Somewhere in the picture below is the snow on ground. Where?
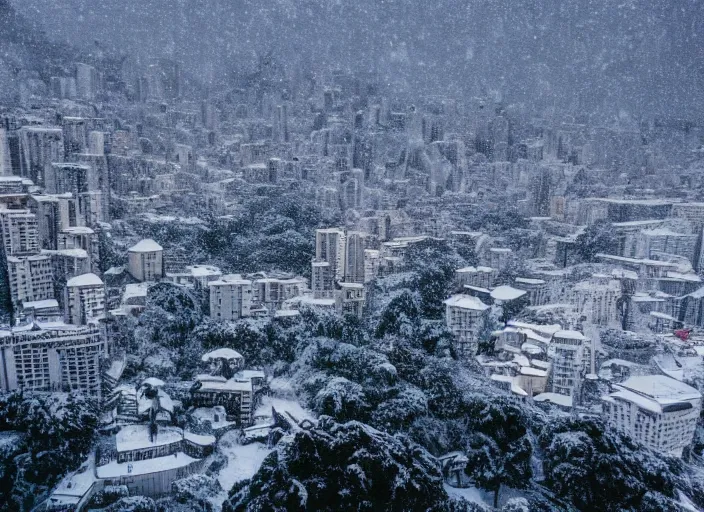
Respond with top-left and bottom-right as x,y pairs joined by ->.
678,490 -> 701,512
255,395 -> 314,424
212,431 -> 272,510
444,484 -> 489,507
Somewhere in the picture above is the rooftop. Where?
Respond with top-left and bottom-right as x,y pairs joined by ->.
96,452 -> 197,478
129,238 -> 163,253
490,285 -> 527,302
66,273 -> 103,287
115,424 -> 183,453
444,294 -> 490,311
554,330 -> 587,340
202,348 -> 243,361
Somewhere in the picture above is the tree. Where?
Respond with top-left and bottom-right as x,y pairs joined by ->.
370,384 -> 428,433
375,290 -> 422,339
223,417 -> 448,512
465,433 -> 532,508
313,377 -> 370,422
462,397 -> 533,508
192,318 -> 269,366
575,220 -> 619,262
0,392 -> 98,511
171,474 -> 222,511
539,417 -> 682,512
404,239 -> 466,319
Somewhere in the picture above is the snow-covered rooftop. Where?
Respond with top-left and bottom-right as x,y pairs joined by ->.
115,424 -> 183,453
490,285 -> 527,301
22,299 -> 59,309
183,431 -> 216,446
129,238 -> 163,253
444,294 -> 490,311
202,347 -> 243,361
209,274 -> 252,286
618,375 -> 701,403
96,452 -> 197,478
66,273 -> 103,287
534,392 -> 572,407
553,330 -> 587,340
188,265 -> 222,277
62,226 -> 94,235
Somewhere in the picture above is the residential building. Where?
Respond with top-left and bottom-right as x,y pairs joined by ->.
64,273 -> 105,325
19,126 -> 64,186
551,330 -> 591,398
0,322 -> 106,398
252,277 -> 305,312
190,348 -> 266,426
209,275 -> 252,321
128,239 -> 164,282
344,231 -> 367,284
7,254 -> 54,310
312,261 -> 333,299
0,209 -> 39,256
316,228 -> 346,280
335,282 -> 365,317
443,294 -> 490,358
603,375 -> 701,458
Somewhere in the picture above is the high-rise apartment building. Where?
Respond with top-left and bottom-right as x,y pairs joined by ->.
19,126 -> 64,186
443,294 -> 490,358
209,275 -> 252,321
603,375 -> 701,458
6,254 -> 54,310
315,228 -> 346,286
0,209 -> 40,256
0,323 -> 106,398
128,239 -> 164,282
64,273 -> 105,325
551,330 -> 591,397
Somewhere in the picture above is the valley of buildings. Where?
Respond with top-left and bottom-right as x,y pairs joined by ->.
2,56 -> 704,509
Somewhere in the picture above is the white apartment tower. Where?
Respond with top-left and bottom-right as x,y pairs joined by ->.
551,330 -> 592,397
315,228 -> 346,283
64,273 -> 105,325
312,261 -> 333,299
0,209 -> 40,256
7,254 -> 54,310
209,275 -> 252,321
443,294 -> 490,358
344,231 -> 367,284
0,323 -> 106,398
603,375 -> 701,458
335,282 -> 365,317
128,239 -> 164,282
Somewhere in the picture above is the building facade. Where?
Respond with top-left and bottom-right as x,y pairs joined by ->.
603,375 -> 701,458
209,275 -> 252,321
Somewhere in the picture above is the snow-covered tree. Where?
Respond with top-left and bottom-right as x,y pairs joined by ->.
539,417 -> 683,512
223,417 -> 448,512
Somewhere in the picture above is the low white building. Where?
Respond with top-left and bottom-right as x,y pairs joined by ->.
443,294 -> 490,358
603,375 -> 702,458
253,277 -> 305,312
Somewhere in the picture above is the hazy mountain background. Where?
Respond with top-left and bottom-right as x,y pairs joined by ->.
7,0 -> 704,119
